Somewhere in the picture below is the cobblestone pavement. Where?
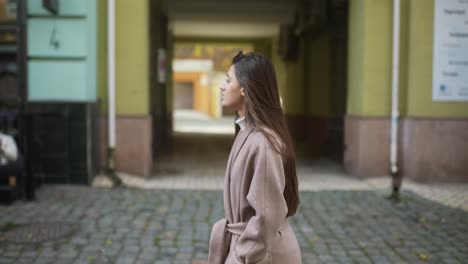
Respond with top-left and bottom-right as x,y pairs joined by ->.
3,133 -> 468,263
0,185 -> 467,264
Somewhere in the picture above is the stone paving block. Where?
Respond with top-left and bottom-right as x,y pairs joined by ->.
154,260 -> 171,264
52,257 -> 76,264
136,259 -> 157,264
171,260 -> 191,264
122,245 -> 140,254
57,248 -> 79,258
102,248 -> 120,258
0,258 -> 14,264
1,251 -> 20,258
115,256 -> 137,264
14,258 -> 38,264
32,257 -> 56,264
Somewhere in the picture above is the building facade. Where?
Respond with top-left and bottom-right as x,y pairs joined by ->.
4,0 -> 466,184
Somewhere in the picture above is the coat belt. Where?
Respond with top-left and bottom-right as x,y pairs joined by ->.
226,221 -> 247,235
208,219 -> 248,264
208,218 -> 289,264
227,219 -> 288,235
208,218 -> 232,264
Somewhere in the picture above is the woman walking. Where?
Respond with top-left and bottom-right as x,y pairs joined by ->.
208,52 -> 301,264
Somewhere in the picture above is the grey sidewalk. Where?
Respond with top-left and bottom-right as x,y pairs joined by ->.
1,185 -> 467,264
112,158 -> 468,213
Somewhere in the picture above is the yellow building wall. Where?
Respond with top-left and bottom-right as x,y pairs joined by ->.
304,33 -> 332,117
347,0 -> 367,115
97,0 -> 150,115
271,37 -> 305,115
398,0 -> 410,117
252,39 -> 272,58
115,0 -> 150,115
347,0 -> 468,118
407,0 -> 468,117
347,0 -> 393,116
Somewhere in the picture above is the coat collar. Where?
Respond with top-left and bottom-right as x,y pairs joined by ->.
224,127 -> 254,222
231,127 -> 253,166
235,116 -> 246,131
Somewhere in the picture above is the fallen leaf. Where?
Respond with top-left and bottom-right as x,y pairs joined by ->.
417,253 -> 429,261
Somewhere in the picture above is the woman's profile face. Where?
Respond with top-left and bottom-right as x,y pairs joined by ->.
220,65 -> 244,110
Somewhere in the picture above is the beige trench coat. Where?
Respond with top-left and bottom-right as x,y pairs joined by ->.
208,127 -> 302,264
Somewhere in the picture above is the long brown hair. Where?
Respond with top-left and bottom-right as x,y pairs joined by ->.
232,51 -> 299,216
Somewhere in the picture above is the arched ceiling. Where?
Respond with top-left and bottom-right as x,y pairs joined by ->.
166,0 -> 298,38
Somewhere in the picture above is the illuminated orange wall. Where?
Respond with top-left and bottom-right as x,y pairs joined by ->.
173,72 -> 211,115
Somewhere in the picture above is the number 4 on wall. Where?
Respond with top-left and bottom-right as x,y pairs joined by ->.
49,26 -> 60,49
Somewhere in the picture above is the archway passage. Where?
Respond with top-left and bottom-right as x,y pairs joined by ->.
151,0 -> 350,176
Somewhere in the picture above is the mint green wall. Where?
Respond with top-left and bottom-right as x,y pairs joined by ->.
407,0 -> 468,117
28,61 -> 88,100
27,0 -> 86,15
27,0 -> 97,102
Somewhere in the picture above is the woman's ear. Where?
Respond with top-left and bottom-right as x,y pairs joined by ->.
241,88 -> 245,97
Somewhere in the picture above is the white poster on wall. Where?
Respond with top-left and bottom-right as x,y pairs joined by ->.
433,0 -> 468,101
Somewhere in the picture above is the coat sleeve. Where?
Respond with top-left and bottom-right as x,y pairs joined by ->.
233,138 -> 288,263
